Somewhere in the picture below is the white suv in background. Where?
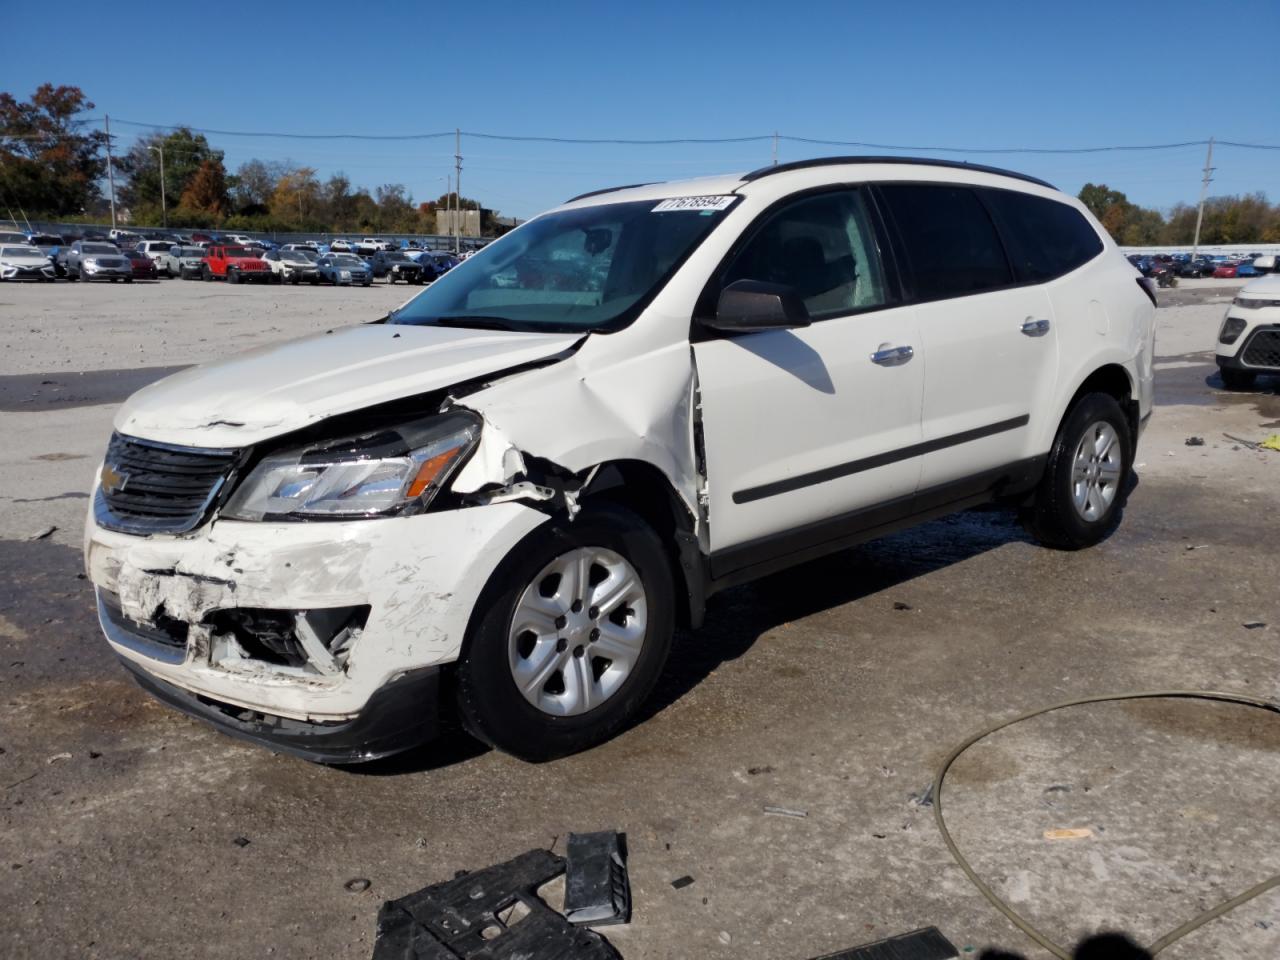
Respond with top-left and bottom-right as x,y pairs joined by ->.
85,157 -> 1155,764
1216,274 -> 1280,389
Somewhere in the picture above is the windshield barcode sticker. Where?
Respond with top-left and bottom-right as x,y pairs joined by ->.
652,196 -> 736,213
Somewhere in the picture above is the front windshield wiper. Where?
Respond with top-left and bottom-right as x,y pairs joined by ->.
433,315 -> 520,331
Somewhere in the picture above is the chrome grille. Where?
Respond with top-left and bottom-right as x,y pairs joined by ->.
1241,328 -> 1280,369
96,433 -> 240,534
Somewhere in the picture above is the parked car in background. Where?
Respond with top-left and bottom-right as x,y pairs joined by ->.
108,229 -> 142,248
0,244 -> 56,281
415,250 -> 459,279
1236,261 -> 1259,278
161,245 -> 209,280
262,248 -> 321,284
1253,255 -> 1277,274
24,233 -> 66,276
62,241 -> 132,281
137,240 -> 176,272
223,234 -> 256,247
328,239 -> 355,253
1214,262 -> 1240,279
1216,274 -> 1280,389
1177,258 -> 1215,278
0,230 -> 31,246
281,242 -> 320,255
370,250 -> 425,284
316,252 -> 372,285
125,248 -> 159,280
357,237 -> 396,255
202,245 -> 272,283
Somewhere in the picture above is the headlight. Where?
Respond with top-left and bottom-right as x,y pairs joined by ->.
221,411 -> 480,521
1219,316 -> 1248,344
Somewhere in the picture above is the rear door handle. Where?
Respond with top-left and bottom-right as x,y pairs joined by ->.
1021,318 -> 1051,337
870,345 -> 914,366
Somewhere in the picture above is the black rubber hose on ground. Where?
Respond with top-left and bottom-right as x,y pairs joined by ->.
931,691 -> 1280,958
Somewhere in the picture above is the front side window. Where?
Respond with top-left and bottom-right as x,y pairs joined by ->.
981,188 -> 1104,282
878,184 -> 1012,300
718,188 -> 889,319
391,198 -> 735,333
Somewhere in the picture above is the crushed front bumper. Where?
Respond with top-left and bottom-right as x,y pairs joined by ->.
85,501 -> 549,757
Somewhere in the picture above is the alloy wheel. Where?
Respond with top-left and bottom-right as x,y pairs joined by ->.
507,547 -> 647,717
1071,421 -> 1122,522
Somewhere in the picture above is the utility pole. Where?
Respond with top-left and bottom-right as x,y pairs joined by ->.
454,128 -> 462,254
150,143 -> 167,228
104,115 -> 118,230
772,131 -> 779,167
1190,137 -> 1214,262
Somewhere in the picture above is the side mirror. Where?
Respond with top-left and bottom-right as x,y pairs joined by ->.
704,279 -> 811,334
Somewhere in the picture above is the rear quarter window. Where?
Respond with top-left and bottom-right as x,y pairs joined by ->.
877,183 -> 1013,300
981,188 -> 1104,282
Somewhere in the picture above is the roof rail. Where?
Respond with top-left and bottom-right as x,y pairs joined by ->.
565,182 -> 656,203
741,156 -> 1056,190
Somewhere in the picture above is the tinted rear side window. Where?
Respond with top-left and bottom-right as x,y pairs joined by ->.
983,188 -> 1104,282
878,184 -> 1012,300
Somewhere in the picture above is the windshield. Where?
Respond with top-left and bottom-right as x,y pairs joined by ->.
330,255 -> 365,266
0,246 -> 38,257
385,252 -> 411,262
180,247 -> 204,257
390,198 -> 733,333
224,246 -> 254,257
280,251 -> 310,262
83,243 -> 117,254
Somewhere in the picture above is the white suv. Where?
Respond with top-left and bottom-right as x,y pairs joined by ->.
1216,274 -> 1280,389
85,158 -> 1155,763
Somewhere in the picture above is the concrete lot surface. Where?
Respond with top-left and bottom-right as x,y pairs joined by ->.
0,276 -> 1277,959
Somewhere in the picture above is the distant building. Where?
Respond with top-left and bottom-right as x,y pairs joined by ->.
435,208 -> 481,237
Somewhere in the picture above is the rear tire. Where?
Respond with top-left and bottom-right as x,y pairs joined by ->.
455,503 -> 675,761
1220,367 -> 1257,390
1022,392 -> 1132,550
227,268 -> 239,284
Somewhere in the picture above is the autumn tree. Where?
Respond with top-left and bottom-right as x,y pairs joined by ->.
120,127 -> 223,224
176,157 -> 230,220
0,84 -> 108,217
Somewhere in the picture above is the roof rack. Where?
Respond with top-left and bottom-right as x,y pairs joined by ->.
741,156 -> 1056,190
565,182 -> 656,203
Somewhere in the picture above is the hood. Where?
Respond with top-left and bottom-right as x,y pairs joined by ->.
1240,274 -> 1280,296
2,251 -> 49,264
227,256 -> 266,266
115,323 -> 582,448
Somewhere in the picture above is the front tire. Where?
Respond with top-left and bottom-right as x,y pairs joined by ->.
1022,393 -> 1132,550
455,503 -> 675,761
1220,367 -> 1257,390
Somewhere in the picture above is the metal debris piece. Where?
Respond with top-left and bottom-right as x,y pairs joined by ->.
564,831 -> 630,927
806,926 -> 958,959
372,848 -> 620,959
910,783 -> 934,808
1224,433 -> 1261,450
763,805 -> 808,819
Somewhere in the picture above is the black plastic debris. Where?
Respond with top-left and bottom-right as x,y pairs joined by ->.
564,832 -> 631,927
670,875 -> 695,890
1185,436 -> 1205,447
807,926 -> 958,960
372,848 -> 620,959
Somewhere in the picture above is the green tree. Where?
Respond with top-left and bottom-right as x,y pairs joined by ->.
120,128 -> 222,222
231,158 -> 287,213
0,84 -> 108,217
1078,183 -> 1128,221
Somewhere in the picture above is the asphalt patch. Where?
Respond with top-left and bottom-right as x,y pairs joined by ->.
0,365 -> 188,412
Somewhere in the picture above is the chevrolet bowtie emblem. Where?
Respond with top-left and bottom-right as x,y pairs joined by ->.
100,462 -> 130,496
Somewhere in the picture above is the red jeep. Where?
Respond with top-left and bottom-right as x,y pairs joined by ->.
202,245 -> 272,283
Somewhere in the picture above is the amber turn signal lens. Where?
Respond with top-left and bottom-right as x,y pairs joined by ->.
405,444 -> 466,499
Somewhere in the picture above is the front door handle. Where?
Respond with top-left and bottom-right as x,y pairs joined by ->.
870,344 -> 914,366
1021,318 -> 1051,337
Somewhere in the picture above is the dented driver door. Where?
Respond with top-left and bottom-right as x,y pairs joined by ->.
691,187 -> 924,570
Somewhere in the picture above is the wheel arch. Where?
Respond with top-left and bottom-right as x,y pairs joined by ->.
579,459 -> 707,629
1053,361 -> 1139,454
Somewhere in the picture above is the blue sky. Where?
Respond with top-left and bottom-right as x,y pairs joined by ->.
5,1 -> 1278,220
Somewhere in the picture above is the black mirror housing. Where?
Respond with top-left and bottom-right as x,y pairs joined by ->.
705,279 -> 811,334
